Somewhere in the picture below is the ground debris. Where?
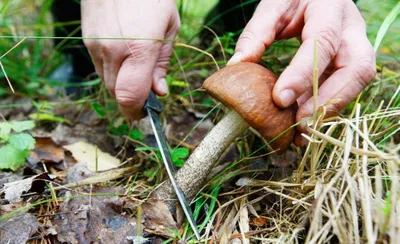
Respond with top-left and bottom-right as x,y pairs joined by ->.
3,172 -> 51,203
0,212 -> 38,244
142,199 -> 179,238
53,186 -> 137,244
166,111 -> 213,148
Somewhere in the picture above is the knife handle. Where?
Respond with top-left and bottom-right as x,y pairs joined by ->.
144,91 -> 164,114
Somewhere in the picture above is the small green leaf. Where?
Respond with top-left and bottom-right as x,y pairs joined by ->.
199,69 -> 209,78
0,144 -> 29,171
170,80 -> 188,87
168,228 -> 182,239
171,147 -> 189,167
135,146 -> 158,152
173,159 -> 184,167
0,87 -> 6,96
383,191 -> 392,216
0,122 -> 12,141
129,129 -> 143,141
172,147 -> 189,159
90,101 -> 105,118
8,133 -> 35,151
9,120 -> 35,132
110,124 -> 130,136
28,113 -> 66,123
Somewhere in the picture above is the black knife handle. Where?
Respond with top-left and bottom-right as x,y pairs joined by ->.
144,91 -> 163,114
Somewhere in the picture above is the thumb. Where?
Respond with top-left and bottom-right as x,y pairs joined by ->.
228,1 -> 292,65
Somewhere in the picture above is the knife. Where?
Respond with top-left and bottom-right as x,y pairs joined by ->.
144,91 -> 201,240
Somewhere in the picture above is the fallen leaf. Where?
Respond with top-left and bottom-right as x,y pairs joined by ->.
3,173 -> 51,203
142,199 -> 178,238
0,202 -> 25,215
28,137 -> 64,164
0,172 -> 23,187
64,141 -> 121,172
0,213 -> 38,244
53,187 -> 137,244
251,216 -> 267,227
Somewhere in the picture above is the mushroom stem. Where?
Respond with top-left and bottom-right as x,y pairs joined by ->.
152,109 -> 249,205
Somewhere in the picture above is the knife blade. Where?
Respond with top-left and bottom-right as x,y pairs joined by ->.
144,91 -> 201,240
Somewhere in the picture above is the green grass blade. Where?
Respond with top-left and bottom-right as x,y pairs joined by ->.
373,1 -> 400,53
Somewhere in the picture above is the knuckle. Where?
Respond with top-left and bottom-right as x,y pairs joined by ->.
239,29 -> 273,48
122,40 -> 158,62
294,64 -> 314,90
328,99 -> 345,113
353,57 -> 376,87
316,27 -> 340,59
115,88 -> 141,108
83,39 -> 99,50
99,42 -> 116,57
238,29 -> 257,43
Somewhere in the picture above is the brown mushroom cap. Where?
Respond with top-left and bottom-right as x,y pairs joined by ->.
203,62 -> 296,151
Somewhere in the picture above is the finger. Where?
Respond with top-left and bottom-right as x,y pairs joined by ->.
295,1 -> 376,127
116,40 -> 162,120
296,63 -> 335,106
294,131 -> 308,147
296,38 -> 375,129
152,41 -> 174,96
273,0 -> 344,108
228,0 -> 297,64
100,41 -> 126,97
152,14 -> 180,96
84,41 -> 105,81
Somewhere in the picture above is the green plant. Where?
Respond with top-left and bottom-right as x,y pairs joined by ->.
29,101 -> 67,123
135,146 -> 190,167
0,120 -> 35,170
110,123 -> 144,141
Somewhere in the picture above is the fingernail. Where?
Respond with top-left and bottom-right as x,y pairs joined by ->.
279,89 -> 296,107
227,52 -> 242,65
157,78 -> 169,95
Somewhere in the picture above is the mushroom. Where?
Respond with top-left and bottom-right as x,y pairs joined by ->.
152,62 -> 297,207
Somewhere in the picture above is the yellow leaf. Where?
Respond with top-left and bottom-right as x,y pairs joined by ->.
64,142 -> 120,172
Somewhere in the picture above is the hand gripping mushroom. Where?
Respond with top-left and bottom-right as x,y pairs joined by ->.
152,62 -> 297,206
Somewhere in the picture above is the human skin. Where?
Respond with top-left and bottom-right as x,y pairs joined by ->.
81,0 -> 180,120
82,0 -> 375,146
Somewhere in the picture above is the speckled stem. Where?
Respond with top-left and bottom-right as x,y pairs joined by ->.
152,109 -> 249,206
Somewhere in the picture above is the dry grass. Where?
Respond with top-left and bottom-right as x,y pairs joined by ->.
195,91 -> 399,243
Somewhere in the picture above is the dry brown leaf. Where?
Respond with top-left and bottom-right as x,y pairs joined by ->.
142,199 -> 178,238
28,137 -> 64,164
0,213 -> 38,244
64,141 -> 121,172
251,216 -> 267,227
53,187 -> 137,244
3,173 -> 51,203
